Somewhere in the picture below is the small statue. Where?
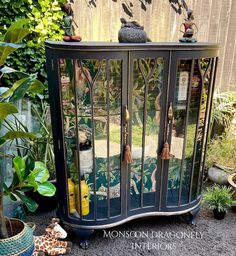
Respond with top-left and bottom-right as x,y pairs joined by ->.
62,3 -> 82,42
118,18 -> 150,43
179,9 -> 198,43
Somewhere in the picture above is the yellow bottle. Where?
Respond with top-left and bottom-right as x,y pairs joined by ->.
68,178 -> 76,214
77,180 -> 90,216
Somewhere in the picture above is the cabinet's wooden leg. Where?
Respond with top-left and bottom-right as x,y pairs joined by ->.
73,229 -> 94,249
188,204 -> 201,225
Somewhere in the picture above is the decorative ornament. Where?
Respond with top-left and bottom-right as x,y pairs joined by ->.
161,141 -> 170,160
62,3 -> 82,42
179,9 -> 198,43
118,18 -> 150,43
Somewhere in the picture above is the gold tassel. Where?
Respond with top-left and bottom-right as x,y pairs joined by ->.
123,145 -> 133,164
161,141 -> 170,160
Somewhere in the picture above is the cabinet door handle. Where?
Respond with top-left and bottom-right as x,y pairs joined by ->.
125,106 -> 130,122
168,102 -> 173,121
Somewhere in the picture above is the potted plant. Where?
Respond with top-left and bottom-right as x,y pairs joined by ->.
206,132 -> 236,185
0,20 -> 51,255
4,156 -> 56,213
202,185 -> 235,220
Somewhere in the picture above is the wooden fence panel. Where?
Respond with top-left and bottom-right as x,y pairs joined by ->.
72,0 -> 236,91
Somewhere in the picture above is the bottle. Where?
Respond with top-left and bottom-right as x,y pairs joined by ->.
77,176 -> 90,216
67,178 -> 76,214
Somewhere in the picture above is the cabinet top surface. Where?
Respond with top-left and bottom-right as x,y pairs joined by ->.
45,41 -> 219,51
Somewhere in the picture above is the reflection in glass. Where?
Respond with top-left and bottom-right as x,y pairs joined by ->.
191,58 -> 211,200
181,60 -> 201,204
167,59 -> 192,206
130,58 -> 164,209
59,59 -> 122,220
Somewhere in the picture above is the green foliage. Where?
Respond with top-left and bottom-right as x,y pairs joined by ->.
3,156 -> 56,212
0,21 -> 44,148
206,132 -> 236,170
0,0 -> 65,86
210,90 -> 236,137
202,185 -> 235,212
0,19 -> 45,239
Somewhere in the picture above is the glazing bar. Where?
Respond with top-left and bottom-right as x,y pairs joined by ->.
188,59 -> 205,203
178,59 -> 195,207
106,59 -> 111,218
198,57 -> 218,196
73,59 -> 82,220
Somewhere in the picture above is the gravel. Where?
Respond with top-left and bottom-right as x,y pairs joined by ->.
27,207 -> 236,256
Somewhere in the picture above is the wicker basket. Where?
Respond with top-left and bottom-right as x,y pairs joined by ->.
0,218 -> 35,256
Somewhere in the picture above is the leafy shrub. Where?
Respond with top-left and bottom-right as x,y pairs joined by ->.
210,90 -> 236,138
202,185 -> 234,212
206,132 -> 236,170
0,0 -> 65,87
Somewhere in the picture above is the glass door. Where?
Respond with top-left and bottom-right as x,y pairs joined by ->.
165,55 -> 215,209
57,53 -> 127,222
127,52 -> 169,213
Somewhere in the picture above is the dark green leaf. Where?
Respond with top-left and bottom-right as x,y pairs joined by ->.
37,181 -> 56,197
3,183 -> 10,195
9,192 -> 18,201
0,42 -> 24,66
9,75 -> 37,102
0,137 -> 6,146
25,155 -> 35,173
16,192 -> 38,212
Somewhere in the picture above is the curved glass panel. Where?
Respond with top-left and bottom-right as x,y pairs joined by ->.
130,57 -> 164,209
59,59 -> 122,220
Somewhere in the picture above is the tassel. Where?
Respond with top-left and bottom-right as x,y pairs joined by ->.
123,145 -> 133,164
161,141 -> 170,160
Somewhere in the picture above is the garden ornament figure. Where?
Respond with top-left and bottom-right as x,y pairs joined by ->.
33,218 -> 72,256
118,18 -> 150,43
179,9 -> 198,43
62,3 -> 82,42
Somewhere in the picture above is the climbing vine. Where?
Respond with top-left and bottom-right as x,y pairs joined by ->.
0,0 -> 65,87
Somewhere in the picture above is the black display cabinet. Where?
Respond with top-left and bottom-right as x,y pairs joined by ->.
45,42 -> 219,247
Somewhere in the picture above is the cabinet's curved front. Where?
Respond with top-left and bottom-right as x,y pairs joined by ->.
45,42 -> 219,230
